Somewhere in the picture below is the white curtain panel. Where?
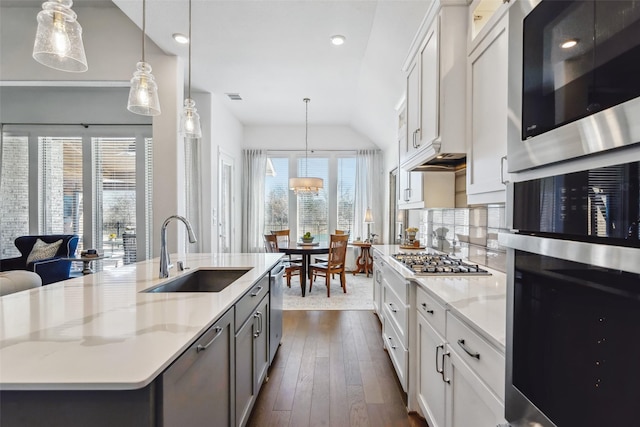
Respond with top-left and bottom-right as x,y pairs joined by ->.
354,149 -> 383,243
241,149 -> 267,252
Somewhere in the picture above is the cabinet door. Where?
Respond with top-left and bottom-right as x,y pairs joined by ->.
161,308 -> 235,427
417,312 -> 446,427
406,58 -> 421,160
444,346 -> 505,427
466,14 -> 508,203
254,297 -> 270,390
420,20 -> 439,148
235,309 -> 258,427
236,295 -> 270,427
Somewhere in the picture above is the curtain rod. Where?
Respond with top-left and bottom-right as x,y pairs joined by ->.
2,123 -> 151,127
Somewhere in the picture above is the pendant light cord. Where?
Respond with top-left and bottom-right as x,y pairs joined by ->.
188,0 -> 192,99
304,98 -> 310,177
141,0 -> 146,62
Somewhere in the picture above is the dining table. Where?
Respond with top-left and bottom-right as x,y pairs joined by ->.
279,243 -> 330,297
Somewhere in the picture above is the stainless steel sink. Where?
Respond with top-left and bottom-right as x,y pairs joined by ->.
142,268 -> 252,293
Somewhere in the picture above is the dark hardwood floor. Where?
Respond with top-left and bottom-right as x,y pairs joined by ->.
247,310 -> 428,427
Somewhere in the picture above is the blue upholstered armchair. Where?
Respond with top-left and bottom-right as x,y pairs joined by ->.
0,235 -> 79,285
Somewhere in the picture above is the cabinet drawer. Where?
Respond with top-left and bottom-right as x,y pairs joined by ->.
383,284 -> 407,346
416,285 -> 446,337
382,261 -> 408,303
446,312 -> 505,401
235,274 -> 269,331
383,315 -> 408,392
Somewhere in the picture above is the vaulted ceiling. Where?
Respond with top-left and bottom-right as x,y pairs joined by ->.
112,0 -> 431,150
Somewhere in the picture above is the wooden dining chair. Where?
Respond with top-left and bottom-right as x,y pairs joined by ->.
314,229 -> 346,264
309,234 -> 349,297
264,234 -> 301,288
271,229 -> 303,263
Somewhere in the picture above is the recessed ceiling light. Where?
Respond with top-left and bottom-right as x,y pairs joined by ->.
173,33 -> 189,44
561,38 -> 578,49
330,35 -> 346,46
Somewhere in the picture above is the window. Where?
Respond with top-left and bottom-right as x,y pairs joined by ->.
0,126 -> 152,270
0,136 -> 29,257
337,157 -> 356,234
297,157 -> 329,242
264,157 -> 289,231
263,153 -> 356,243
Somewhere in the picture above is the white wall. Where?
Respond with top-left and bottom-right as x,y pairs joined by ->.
244,124 -> 378,151
0,5 -> 164,83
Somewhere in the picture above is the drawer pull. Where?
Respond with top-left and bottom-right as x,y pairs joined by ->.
196,326 -> 223,352
457,339 -> 480,359
421,303 -> 434,315
387,336 -> 397,350
389,302 -> 398,313
250,286 -> 263,297
253,311 -> 262,338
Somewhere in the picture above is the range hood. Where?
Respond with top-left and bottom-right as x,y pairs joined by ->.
402,139 -> 466,172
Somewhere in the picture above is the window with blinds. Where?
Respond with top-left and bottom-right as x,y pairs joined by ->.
297,157 -> 329,242
39,136 -> 84,251
337,157 -> 356,235
0,136 -> 30,257
265,157 -> 290,231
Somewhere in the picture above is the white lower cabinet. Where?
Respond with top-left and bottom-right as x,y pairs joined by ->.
444,344 -> 505,427
417,311 -> 446,427
381,260 -> 409,392
372,249 -> 384,323
414,285 -> 506,427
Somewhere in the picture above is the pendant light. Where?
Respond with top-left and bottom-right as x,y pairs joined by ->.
127,0 -> 161,116
32,0 -> 88,72
289,98 -> 324,195
179,0 -> 202,138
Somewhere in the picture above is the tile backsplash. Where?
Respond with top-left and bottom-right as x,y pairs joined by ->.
418,205 -> 507,272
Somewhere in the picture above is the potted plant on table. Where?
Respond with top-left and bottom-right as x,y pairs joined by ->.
406,227 -> 419,243
301,232 -> 314,244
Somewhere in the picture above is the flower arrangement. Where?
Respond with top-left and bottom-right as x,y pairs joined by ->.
109,233 -> 117,240
406,227 -> 419,233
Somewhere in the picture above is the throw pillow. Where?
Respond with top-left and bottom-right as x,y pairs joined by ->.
26,238 -> 63,264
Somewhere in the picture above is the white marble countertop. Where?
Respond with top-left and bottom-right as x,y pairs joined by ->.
373,245 -> 506,351
0,253 -> 283,391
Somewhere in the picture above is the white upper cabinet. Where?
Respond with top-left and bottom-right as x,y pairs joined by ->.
466,9 -> 510,205
400,1 -> 467,172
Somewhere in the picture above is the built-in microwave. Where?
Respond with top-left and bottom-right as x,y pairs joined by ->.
507,0 -> 640,172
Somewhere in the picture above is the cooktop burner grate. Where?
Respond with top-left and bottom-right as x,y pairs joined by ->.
391,253 -> 491,276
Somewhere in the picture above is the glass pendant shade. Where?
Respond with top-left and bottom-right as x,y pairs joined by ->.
180,98 -> 202,138
289,177 -> 324,195
127,61 -> 161,116
32,0 -> 87,72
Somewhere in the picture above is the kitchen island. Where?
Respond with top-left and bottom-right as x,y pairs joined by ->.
0,252 -> 283,427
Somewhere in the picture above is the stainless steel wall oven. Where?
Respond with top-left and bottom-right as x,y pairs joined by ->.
508,0 -> 640,172
500,159 -> 640,427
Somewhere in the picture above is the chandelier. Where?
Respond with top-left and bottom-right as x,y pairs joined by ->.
289,98 -> 323,195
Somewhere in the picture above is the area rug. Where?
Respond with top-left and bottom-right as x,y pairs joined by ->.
282,272 -> 374,310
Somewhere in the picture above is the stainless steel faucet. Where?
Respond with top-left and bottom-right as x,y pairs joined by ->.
159,215 -> 197,278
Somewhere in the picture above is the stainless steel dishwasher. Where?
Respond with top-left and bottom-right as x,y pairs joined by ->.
269,261 -> 284,364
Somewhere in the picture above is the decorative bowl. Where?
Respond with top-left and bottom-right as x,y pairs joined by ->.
301,237 -> 314,244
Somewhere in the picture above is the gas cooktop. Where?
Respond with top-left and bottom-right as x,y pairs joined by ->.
391,253 -> 491,276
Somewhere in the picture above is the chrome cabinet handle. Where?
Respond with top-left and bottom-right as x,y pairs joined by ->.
196,326 -> 223,352
500,155 -> 509,185
404,188 -> 410,202
421,302 -> 434,315
388,302 -> 398,313
253,311 -> 262,338
387,336 -> 397,350
457,339 -> 480,359
250,286 -> 263,297
442,351 -> 451,384
435,344 -> 444,374
415,128 -> 421,148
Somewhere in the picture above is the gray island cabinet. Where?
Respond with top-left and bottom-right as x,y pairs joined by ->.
0,253 -> 283,427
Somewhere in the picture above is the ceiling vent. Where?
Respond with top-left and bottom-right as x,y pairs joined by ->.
226,93 -> 242,101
